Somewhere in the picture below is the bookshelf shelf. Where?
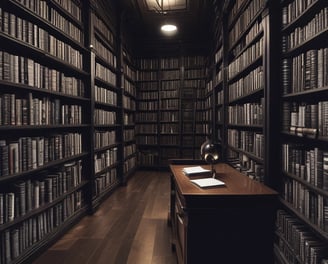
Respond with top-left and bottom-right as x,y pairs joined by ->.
0,180 -> 88,232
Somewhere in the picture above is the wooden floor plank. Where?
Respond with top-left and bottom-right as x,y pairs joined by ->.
33,170 -> 177,264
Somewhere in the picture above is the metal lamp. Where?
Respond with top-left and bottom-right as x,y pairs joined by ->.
200,139 -> 220,178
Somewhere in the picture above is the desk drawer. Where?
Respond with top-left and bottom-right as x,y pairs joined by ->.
175,194 -> 187,263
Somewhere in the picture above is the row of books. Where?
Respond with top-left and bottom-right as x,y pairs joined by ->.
135,112 -> 157,122
160,135 -> 179,145
182,56 -> 205,67
137,56 -> 205,70
160,124 -> 179,134
0,160 -> 82,224
228,66 -> 263,102
206,80 -> 213,95
50,7 -> 83,43
283,101 -> 328,137
217,90 -> 224,105
16,0 -> 49,21
123,155 -> 136,174
138,82 -> 158,91
160,90 -> 179,98
228,101 -> 264,125
124,144 -> 136,157
0,93 -> 82,126
227,0 -> 247,26
138,101 -> 158,111
216,108 -> 223,122
137,58 -> 159,70
0,51 -> 85,96
282,0 -> 318,26
138,151 -> 157,166
161,80 -> 180,90
160,99 -> 179,109
160,70 -> 180,80
215,46 -> 223,64
228,0 -> 265,47
137,71 -> 157,81
135,124 -> 157,133
136,136 -> 157,145
94,168 -> 117,197
123,95 -> 136,110
138,91 -> 158,100
282,144 -> 328,190
94,147 -> 117,173
184,79 -> 205,91
124,129 -> 134,142
230,18 -> 263,57
95,62 -> 116,87
184,69 -> 205,79
53,0 -> 82,21
228,40 -> 263,78
0,191 -> 83,264
228,129 -> 264,159
282,48 -> 328,94
283,177 -> 328,232
159,58 -> 179,69
283,7 -> 328,51
214,69 -> 223,87
123,63 -> 136,81
95,85 -> 117,105
123,113 -> 134,126
123,78 -> 136,97
160,111 -> 179,122
94,109 -> 116,125
91,12 -> 114,47
0,134 -> 82,177
2,7 -> 83,67
227,149 -> 264,182
275,209 -> 328,264
94,130 -> 116,149
94,37 -> 117,69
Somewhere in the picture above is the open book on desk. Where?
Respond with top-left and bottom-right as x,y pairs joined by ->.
182,166 -> 211,176
190,178 -> 225,188
182,166 -> 225,188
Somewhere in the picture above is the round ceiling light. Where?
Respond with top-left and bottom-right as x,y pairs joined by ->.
161,24 -> 177,36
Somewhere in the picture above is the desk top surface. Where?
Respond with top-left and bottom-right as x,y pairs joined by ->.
170,163 -> 277,197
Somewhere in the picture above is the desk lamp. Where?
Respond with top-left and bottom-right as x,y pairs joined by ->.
200,139 -> 220,178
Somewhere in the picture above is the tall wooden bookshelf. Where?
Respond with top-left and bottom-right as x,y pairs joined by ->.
122,47 -> 137,181
89,1 -> 121,209
136,55 -> 207,168
209,1 -> 225,157
0,0 -> 89,262
181,56 -> 207,159
275,0 -> 328,262
136,57 -> 160,168
222,0 -> 279,187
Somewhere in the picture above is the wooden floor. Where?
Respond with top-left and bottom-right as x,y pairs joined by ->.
33,170 -> 177,264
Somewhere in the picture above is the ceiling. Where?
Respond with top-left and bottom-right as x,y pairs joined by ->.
118,0 -> 218,56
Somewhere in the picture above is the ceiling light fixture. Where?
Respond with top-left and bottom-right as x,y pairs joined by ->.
161,24 -> 177,36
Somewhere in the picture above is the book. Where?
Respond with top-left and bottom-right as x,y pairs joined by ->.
190,178 -> 225,188
182,166 -> 211,176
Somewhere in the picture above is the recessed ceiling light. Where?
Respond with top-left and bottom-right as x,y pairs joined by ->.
161,24 -> 177,36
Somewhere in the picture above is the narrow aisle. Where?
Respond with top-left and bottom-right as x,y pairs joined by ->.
33,171 -> 177,264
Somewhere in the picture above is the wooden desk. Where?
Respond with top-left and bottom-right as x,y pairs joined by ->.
169,162 -> 278,264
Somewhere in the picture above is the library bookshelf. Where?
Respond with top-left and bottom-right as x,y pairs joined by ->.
0,0 -> 90,263
275,0 -> 328,262
136,56 -> 208,169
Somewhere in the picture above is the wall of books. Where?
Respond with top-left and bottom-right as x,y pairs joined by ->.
136,56 -> 207,168
224,0 -> 266,182
89,1 -> 121,209
0,0 -> 89,263
122,48 -> 137,180
275,0 -> 328,262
